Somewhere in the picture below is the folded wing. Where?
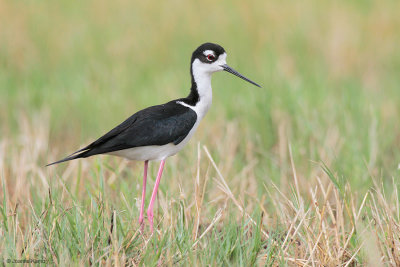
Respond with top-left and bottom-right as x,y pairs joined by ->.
47,101 -> 197,166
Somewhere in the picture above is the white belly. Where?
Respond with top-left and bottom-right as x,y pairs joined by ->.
108,121 -> 200,161
108,143 -> 180,161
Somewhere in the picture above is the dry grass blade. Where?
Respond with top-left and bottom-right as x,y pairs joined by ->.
203,145 -> 269,239
282,208 -> 311,256
192,208 -> 224,248
343,241 -> 365,267
280,209 -> 302,251
289,143 -> 302,209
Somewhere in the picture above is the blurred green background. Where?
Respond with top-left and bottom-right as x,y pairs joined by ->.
1,0 -> 400,188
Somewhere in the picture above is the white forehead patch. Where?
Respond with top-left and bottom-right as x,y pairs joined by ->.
203,50 -> 215,56
219,52 -> 227,61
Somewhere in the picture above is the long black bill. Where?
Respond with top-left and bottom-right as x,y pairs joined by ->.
221,64 -> 261,88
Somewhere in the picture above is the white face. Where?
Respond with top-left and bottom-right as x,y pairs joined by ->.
191,44 -> 262,88
193,51 -> 227,74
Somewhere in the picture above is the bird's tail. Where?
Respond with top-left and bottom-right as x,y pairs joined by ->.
46,149 -> 89,167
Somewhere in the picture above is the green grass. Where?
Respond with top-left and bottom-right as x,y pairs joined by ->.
1,0 -> 400,265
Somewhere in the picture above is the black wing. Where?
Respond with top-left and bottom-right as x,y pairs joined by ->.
47,101 -> 197,166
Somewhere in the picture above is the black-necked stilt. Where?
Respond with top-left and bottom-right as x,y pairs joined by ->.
47,43 -> 261,232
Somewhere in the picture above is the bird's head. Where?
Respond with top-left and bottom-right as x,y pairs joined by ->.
191,43 -> 261,87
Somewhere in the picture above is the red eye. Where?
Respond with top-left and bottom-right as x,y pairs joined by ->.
207,54 -> 215,61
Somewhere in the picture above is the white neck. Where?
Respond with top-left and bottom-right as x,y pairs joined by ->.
186,59 -> 213,119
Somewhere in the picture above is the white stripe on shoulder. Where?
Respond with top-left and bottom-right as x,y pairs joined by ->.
176,101 -> 194,109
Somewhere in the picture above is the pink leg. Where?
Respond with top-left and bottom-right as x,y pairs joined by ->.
139,160 -> 149,230
147,160 -> 166,233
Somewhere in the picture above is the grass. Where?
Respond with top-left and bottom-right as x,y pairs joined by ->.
1,0 -> 400,265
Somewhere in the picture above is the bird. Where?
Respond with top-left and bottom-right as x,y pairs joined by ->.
47,42 -> 261,232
